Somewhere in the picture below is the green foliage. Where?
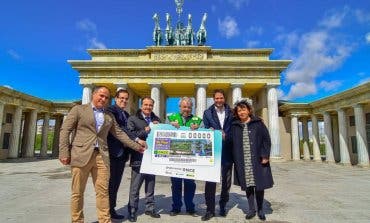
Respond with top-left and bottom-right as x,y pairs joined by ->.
34,132 -> 54,151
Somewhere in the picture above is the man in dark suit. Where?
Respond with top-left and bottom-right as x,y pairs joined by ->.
59,86 -> 146,223
126,97 -> 161,222
201,89 -> 234,221
107,88 -> 144,220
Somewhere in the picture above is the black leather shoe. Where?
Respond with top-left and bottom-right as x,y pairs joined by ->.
258,210 -> 266,221
128,212 -> 137,222
169,210 -> 180,216
245,211 -> 256,219
219,206 -> 227,217
145,210 -> 161,218
201,212 -> 215,221
110,209 -> 125,220
186,210 -> 198,217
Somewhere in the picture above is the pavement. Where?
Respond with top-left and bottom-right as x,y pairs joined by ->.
0,158 -> 369,223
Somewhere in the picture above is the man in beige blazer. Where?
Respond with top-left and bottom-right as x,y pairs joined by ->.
59,86 -> 146,223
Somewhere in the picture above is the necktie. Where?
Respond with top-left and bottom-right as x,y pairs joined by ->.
145,116 -> 151,124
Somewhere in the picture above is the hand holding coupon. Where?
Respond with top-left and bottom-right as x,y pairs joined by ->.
140,123 -> 223,182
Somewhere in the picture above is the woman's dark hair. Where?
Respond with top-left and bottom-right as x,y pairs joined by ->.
233,100 -> 253,119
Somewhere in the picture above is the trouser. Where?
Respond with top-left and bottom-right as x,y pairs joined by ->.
204,163 -> 233,213
246,186 -> 264,213
108,155 -> 126,211
71,151 -> 111,223
128,167 -> 156,213
170,177 -> 196,212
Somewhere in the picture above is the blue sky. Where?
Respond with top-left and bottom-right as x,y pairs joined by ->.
1,0 -> 369,106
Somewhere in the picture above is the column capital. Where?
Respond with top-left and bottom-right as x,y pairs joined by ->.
230,83 -> 244,88
195,83 -> 208,88
265,84 -> 280,89
115,83 -> 128,90
82,83 -> 94,88
148,83 -> 162,88
353,103 -> 364,109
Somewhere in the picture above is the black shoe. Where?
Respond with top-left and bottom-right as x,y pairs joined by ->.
186,210 -> 198,217
169,210 -> 180,216
258,210 -> 266,221
110,209 -> 125,220
201,212 -> 215,221
219,205 -> 227,217
145,210 -> 161,218
128,212 -> 137,222
245,211 -> 256,219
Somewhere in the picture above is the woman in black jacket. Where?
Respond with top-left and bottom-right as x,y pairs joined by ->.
230,100 -> 273,221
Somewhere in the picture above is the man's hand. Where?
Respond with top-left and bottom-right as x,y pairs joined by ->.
137,139 -> 147,148
144,126 -> 151,133
261,157 -> 269,164
170,121 -> 180,128
221,130 -> 226,140
190,123 -> 199,130
152,121 -> 159,124
59,157 -> 70,165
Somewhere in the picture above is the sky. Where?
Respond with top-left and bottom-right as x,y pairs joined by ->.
1,0 -> 370,108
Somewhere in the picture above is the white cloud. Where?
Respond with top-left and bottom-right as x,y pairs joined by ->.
319,7 -> 348,29
89,38 -> 106,49
7,49 -> 21,60
354,9 -> 370,23
279,30 -> 352,99
228,0 -> 250,10
218,16 -> 240,39
319,80 -> 342,91
276,88 -> 286,100
76,19 -> 97,33
248,26 -> 263,35
3,85 -> 13,89
246,40 -> 259,48
76,19 -> 107,49
284,82 -> 317,100
366,32 -> 370,44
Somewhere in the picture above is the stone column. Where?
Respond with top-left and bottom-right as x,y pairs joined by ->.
82,84 -> 93,104
231,83 -> 243,104
52,115 -> 63,158
267,85 -> 281,158
337,108 -> 351,165
8,106 -> 23,158
0,102 -> 4,148
353,104 -> 369,166
23,109 -> 38,158
323,112 -> 335,162
291,115 -> 300,160
40,113 -> 50,157
311,114 -> 321,161
331,115 -> 340,162
149,83 -> 161,116
196,84 -> 207,118
302,117 -> 311,160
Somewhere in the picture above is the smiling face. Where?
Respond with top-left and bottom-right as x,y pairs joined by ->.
141,98 -> 154,117
92,87 -> 110,109
115,91 -> 129,110
180,100 -> 192,117
213,92 -> 225,109
236,106 -> 251,122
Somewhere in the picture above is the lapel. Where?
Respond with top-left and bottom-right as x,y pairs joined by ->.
211,106 -> 222,129
83,104 -> 97,133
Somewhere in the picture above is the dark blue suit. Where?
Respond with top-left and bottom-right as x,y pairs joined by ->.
203,104 -> 233,213
107,104 -> 135,211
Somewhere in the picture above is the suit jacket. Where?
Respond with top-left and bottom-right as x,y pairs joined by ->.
107,104 -> 136,159
59,104 -> 142,168
203,104 -> 233,164
127,109 -> 161,167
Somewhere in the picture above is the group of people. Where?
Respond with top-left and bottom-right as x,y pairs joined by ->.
59,86 -> 274,223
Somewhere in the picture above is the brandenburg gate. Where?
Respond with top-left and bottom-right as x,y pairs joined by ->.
69,46 -> 290,158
